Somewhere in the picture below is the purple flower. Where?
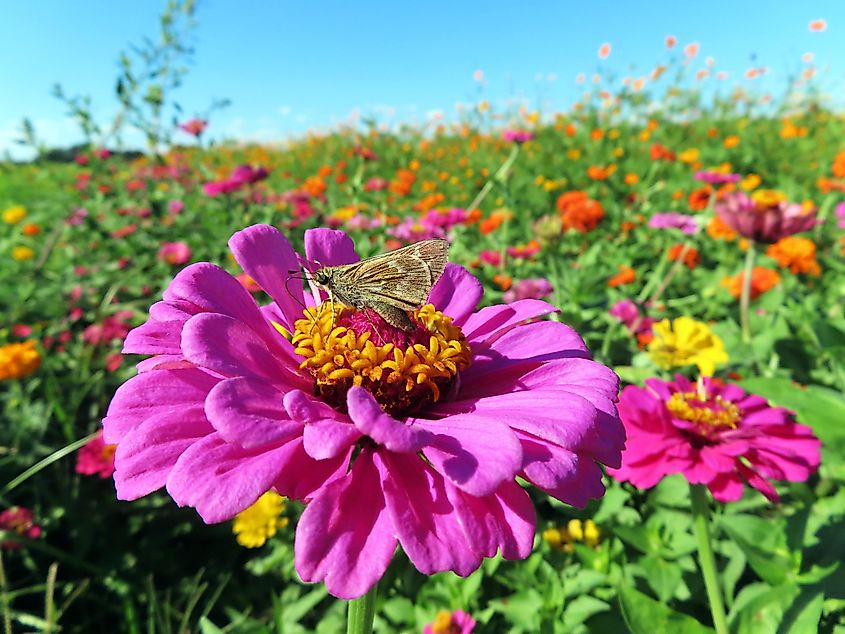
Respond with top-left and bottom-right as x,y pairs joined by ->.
694,171 -> 741,184
203,165 -> 270,197
648,212 -> 699,235
104,225 -> 624,599
835,202 -> 845,229
608,299 -> 654,335
502,129 -> 535,144
716,192 -> 817,243
503,278 -> 553,304
389,208 -> 469,242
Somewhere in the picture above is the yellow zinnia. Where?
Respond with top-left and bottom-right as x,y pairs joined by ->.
3,205 -> 26,224
647,317 -> 728,376
12,246 -> 35,261
232,491 -> 288,548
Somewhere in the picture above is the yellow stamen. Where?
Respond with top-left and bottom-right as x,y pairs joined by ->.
292,303 -> 471,416
666,391 -> 740,429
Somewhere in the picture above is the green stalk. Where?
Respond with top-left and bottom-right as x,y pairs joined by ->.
346,582 -> 378,634
689,484 -> 729,634
739,241 -> 756,344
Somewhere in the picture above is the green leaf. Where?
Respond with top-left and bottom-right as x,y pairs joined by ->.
729,582 -> 804,634
617,583 -> 714,634
198,616 -> 225,634
562,595 -> 610,628
639,555 -> 683,603
719,514 -> 796,585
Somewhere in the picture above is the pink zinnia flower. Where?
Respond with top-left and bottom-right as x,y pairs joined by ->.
178,118 -> 208,137
503,278 -> 553,304
423,609 -> 476,634
715,192 -> 817,243
648,212 -> 699,235
104,224 -> 624,599
83,311 -> 134,346
502,129 -> 534,144
203,165 -> 270,197
76,431 -> 117,478
694,171 -> 741,185
609,375 -> 820,502
0,506 -> 42,549
608,299 -> 653,335
168,200 -> 185,215
157,241 -> 192,265
364,177 -> 388,192
835,202 -> 845,229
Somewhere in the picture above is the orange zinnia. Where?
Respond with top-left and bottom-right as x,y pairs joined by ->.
766,237 -> 821,276
721,267 -> 781,299
608,265 -> 636,288
688,186 -> 713,211
832,150 -> 845,179
707,216 -> 737,241
668,244 -> 700,269
556,191 -> 605,233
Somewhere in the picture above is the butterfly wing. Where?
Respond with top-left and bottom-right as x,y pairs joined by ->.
342,239 -> 449,309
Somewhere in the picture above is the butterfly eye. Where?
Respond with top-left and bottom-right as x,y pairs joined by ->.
314,270 -> 330,285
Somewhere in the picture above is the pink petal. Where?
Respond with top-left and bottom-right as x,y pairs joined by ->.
519,435 -> 607,507
707,471 -> 747,502
413,414 -> 522,496
103,368 -> 220,444
303,420 -> 362,459
114,405 -> 213,500
346,387 -> 432,452
462,320 -> 589,383
428,264 -> 482,325
205,378 -> 303,448
446,479 -> 536,560
181,313 -> 302,387
163,263 -> 267,336
294,448 -> 396,599
377,451 -> 481,577
148,299 -> 202,322
304,228 -> 359,267
281,389 -> 361,458
461,299 -> 557,344
166,432 -> 294,523
433,390 -> 600,456
228,225 -> 305,330
123,319 -> 183,355
271,437 -> 352,502
135,355 -> 194,372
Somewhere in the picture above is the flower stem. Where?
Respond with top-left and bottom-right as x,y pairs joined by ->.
689,484 -> 729,634
740,241 -> 756,344
346,582 -> 378,634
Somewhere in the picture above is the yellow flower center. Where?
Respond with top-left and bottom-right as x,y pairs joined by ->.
751,189 -> 786,207
291,303 -> 471,417
431,611 -> 458,634
666,391 -> 740,430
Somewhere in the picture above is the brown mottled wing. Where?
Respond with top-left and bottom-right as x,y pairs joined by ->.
341,239 -> 449,309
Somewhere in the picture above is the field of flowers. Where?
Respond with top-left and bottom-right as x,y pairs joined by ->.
3,31 -> 845,633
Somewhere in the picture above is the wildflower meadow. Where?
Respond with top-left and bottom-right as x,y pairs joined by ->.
2,4 -> 845,633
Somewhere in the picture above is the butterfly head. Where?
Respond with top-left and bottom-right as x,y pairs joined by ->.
312,268 -> 332,287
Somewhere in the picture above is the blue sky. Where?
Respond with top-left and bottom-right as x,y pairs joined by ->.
1,1 -> 843,158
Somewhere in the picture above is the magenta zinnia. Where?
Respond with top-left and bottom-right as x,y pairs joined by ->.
103,225 -> 624,599
715,191 -> 817,243
609,375 -> 820,502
